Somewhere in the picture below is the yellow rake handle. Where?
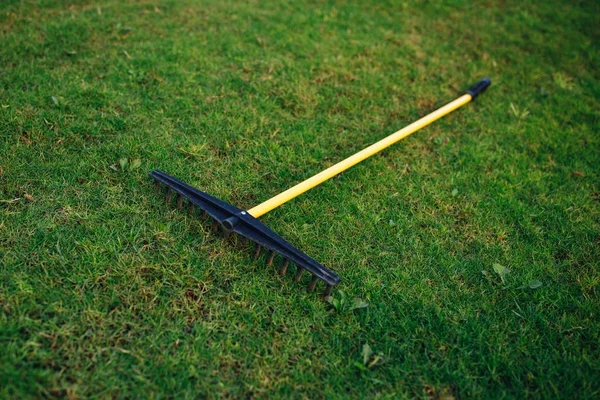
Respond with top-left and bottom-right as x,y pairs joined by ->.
248,79 -> 490,218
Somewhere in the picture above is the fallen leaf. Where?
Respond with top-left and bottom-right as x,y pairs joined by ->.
493,263 -> 509,284
362,343 -> 373,365
351,298 -> 369,310
493,263 -> 506,276
325,296 -> 340,311
528,280 -> 543,289
24,193 -> 34,201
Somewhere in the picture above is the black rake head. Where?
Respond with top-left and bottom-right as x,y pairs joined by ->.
150,170 -> 341,297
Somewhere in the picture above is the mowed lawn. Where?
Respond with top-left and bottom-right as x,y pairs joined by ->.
1,0 -> 599,398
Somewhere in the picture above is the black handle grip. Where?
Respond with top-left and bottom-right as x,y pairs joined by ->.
466,77 -> 491,100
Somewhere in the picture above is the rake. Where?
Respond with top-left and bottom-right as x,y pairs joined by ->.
150,78 -> 491,297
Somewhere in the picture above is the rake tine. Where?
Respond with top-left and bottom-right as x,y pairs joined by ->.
211,220 -> 218,232
241,236 -> 248,247
254,243 -> 262,259
280,259 -> 289,276
307,276 -> 318,292
176,194 -> 183,209
323,284 -> 333,297
188,200 -> 194,216
266,250 -> 275,267
165,187 -> 172,204
294,266 -> 304,282
154,180 -> 161,194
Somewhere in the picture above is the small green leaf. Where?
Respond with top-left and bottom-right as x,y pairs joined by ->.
332,298 -> 341,311
528,280 -> 543,289
362,343 -> 373,365
351,298 -> 369,310
337,290 -> 348,308
119,158 -> 128,170
325,296 -> 336,310
451,188 -> 458,197
130,159 -> 142,169
493,263 -> 509,283
493,263 -> 505,275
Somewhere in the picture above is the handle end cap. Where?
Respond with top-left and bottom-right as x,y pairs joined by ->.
466,77 -> 491,100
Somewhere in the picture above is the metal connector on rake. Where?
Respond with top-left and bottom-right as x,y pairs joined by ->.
150,78 -> 491,298
150,170 -> 341,296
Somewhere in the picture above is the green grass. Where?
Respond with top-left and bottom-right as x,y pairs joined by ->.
1,0 -> 599,398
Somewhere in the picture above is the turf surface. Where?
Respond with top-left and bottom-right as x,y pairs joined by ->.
1,0 -> 599,398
